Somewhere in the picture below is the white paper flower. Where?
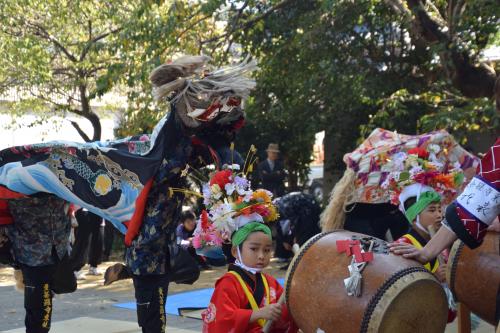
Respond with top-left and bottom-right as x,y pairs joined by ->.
242,190 -> 253,202
225,182 -> 235,195
428,144 -> 441,154
452,161 -> 462,171
409,165 -> 423,176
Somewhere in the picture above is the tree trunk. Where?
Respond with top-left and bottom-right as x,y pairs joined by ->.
78,83 -> 102,142
402,0 -> 497,102
323,125 -> 345,206
287,170 -> 299,192
322,109 -> 368,205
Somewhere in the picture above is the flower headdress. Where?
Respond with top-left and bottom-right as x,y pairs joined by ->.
321,129 -> 478,232
192,156 -> 279,249
382,145 -> 465,206
381,144 -> 465,225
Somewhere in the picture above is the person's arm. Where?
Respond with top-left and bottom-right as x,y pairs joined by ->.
263,276 -> 299,333
389,226 -> 457,264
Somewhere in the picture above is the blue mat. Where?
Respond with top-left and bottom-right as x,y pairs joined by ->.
114,278 -> 285,316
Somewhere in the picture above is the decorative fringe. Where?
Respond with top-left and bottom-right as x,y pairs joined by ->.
443,284 -> 457,311
151,55 -> 257,109
320,168 -> 356,231
152,78 -> 187,101
343,240 -> 373,297
344,258 -> 363,297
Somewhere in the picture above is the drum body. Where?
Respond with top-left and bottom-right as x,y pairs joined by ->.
447,231 -> 500,325
285,230 -> 448,333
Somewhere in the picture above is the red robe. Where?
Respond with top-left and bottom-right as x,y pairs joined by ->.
202,270 -> 298,333
0,186 -> 26,225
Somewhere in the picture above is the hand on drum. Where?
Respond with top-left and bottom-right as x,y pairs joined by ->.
251,303 -> 282,322
388,242 -> 431,264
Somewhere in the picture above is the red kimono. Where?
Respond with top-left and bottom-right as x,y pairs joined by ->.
202,266 -> 298,333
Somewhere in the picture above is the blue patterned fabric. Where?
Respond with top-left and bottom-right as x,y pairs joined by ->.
0,113 -> 176,234
0,106 -> 244,275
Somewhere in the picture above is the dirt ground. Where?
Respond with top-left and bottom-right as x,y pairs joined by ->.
0,258 -> 289,332
0,258 -> 496,332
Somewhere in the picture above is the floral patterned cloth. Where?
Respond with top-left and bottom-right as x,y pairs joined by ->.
344,129 -> 478,204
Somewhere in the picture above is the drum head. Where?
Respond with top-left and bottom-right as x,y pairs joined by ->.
374,277 -> 448,333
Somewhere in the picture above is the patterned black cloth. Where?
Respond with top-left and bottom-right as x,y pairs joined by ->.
7,194 -> 70,267
274,192 -> 321,246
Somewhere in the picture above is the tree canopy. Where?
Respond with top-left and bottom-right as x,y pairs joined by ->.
0,0 -> 497,195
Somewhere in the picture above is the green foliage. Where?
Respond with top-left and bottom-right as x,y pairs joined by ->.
229,0 -> 498,187
0,0 -> 496,179
0,0 -> 142,140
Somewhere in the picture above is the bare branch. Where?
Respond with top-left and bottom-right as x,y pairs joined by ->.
80,27 -> 122,61
384,0 -> 409,15
26,22 -> 78,62
175,14 -> 213,44
70,120 -> 91,142
201,0 -> 297,45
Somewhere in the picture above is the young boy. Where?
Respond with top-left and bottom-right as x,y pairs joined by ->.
176,210 -> 197,247
396,189 -> 456,322
176,210 -> 212,269
397,192 -> 445,277
202,222 -> 298,333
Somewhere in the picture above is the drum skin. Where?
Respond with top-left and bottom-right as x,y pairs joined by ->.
285,230 -> 448,333
447,231 -> 500,325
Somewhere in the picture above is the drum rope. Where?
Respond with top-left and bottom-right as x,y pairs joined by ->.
448,241 -> 464,300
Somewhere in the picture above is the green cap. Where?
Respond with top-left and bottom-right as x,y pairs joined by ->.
405,190 -> 441,223
231,222 -> 272,246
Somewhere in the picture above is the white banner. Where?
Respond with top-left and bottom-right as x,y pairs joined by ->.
456,176 -> 500,225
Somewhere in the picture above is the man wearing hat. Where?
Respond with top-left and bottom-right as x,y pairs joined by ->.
257,143 -> 286,197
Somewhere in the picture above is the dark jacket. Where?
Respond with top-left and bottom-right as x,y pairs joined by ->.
7,195 -> 71,267
257,159 -> 286,197
275,192 -> 321,246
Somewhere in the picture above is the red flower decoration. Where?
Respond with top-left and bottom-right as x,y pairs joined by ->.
201,210 -> 210,230
252,204 -> 270,217
407,147 -> 429,159
413,170 -> 440,185
227,97 -> 241,106
191,136 -> 204,146
209,170 -> 233,189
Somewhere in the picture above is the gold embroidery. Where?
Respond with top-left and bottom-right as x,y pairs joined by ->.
159,287 -> 166,333
88,152 -> 142,189
42,284 -> 51,328
44,157 -> 75,189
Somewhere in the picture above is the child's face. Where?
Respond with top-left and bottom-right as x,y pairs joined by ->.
183,218 -> 196,232
233,231 -> 273,270
418,202 -> 443,231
